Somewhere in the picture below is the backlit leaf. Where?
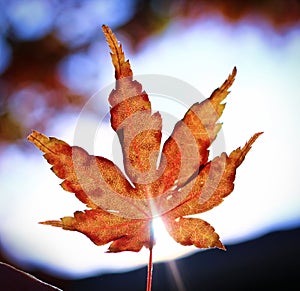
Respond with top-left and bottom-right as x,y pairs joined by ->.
28,25 -> 262,252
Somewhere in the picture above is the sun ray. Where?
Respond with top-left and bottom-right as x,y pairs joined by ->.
167,260 -> 186,291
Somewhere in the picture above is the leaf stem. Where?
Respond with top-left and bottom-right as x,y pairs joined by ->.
146,220 -> 154,291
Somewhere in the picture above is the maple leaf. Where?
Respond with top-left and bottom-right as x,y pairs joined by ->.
27,25 -> 262,253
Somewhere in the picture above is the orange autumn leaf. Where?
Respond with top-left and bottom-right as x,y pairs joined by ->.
27,25 -> 262,253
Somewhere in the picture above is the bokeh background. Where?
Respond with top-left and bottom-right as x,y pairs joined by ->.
0,0 -> 300,290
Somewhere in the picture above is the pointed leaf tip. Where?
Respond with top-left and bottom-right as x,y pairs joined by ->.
232,66 -> 237,77
102,24 -> 132,79
236,131 -> 263,164
39,220 -> 63,227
